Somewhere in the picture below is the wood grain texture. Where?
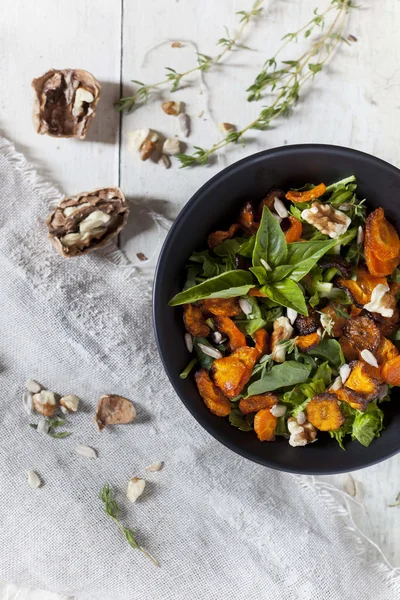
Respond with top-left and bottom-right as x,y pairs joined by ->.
1,1 -> 400,598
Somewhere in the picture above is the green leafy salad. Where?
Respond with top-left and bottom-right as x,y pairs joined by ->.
169,176 -> 400,449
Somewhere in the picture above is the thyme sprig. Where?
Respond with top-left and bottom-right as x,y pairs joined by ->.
178,0 -> 355,168
100,483 -> 159,567
116,0 -> 264,112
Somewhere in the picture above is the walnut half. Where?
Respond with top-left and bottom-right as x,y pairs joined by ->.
47,187 -> 129,257
302,202 -> 351,239
32,69 -> 101,139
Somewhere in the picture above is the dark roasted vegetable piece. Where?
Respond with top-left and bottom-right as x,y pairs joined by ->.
239,393 -> 278,415
306,392 -> 345,431
339,336 -> 359,362
343,316 -> 381,353
208,224 -> 240,249
200,297 -> 241,317
239,202 -> 259,234
367,307 -> 400,337
183,304 -> 211,337
214,316 -> 247,352
294,307 -> 320,336
257,189 -> 286,220
32,69 -> 101,139
318,255 -> 352,279
47,187 -> 129,258
345,360 -> 382,400
334,387 -> 369,412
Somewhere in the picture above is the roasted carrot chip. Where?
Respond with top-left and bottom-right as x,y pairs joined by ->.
285,183 -> 326,203
183,303 -> 210,337
336,277 -> 369,307
345,360 -> 381,400
343,315 -> 381,353
195,369 -> 231,417
382,355 -> 400,386
214,316 -> 247,352
335,386 -> 369,412
284,215 -> 303,243
211,347 -> 257,398
239,201 -> 259,234
296,331 -> 321,351
248,288 -> 268,298
350,304 -> 363,318
254,408 -> 277,441
306,392 -> 344,431
366,207 -> 400,261
254,329 -> 270,360
370,307 -> 400,337
294,307 -> 320,336
339,336 -> 359,362
239,393 -> 278,415
321,304 -> 348,338
365,238 -> 399,277
207,223 -> 240,249
200,297 -> 241,317
376,337 -> 399,365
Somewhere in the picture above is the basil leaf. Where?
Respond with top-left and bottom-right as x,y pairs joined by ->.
183,265 -> 201,291
352,403 -> 384,447
307,338 -> 345,370
252,206 -> 287,269
260,305 -> 283,324
229,407 -> 253,431
250,266 -> 269,285
244,296 -> 262,320
262,279 -> 308,315
313,361 -> 332,386
190,250 -> 228,277
243,318 -> 267,336
246,361 -> 311,396
336,227 -> 357,247
213,239 -> 241,270
169,270 -> 255,305
237,236 -> 255,257
269,264 -> 296,283
286,238 -> 338,269
325,175 -> 356,194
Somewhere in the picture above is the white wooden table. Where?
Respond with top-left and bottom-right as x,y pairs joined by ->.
1,0 -> 400,597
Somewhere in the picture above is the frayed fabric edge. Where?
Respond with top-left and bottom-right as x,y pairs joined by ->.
296,476 -> 400,593
0,134 -> 171,291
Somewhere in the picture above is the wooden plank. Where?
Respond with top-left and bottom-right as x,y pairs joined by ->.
0,0 -> 122,195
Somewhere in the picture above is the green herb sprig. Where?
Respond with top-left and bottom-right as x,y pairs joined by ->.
30,417 -> 72,439
100,484 -> 159,567
178,0 -> 356,167
116,0 -> 264,112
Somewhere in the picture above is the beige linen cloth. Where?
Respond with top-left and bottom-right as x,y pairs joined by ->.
0,135 -> 399,600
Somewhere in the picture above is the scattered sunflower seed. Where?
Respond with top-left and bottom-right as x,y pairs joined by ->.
60,406 -> 69,415
178,113 -> 190,138
270,404 -> 286,417
145,461 -> 163,472
163,138 -> 180,155
211,331 -> 225,345
357,225 -> 364,245
37,418 -> 50,434
127,477 -> 146,502
75,445 -> 97,459
25,379 -> 42,394
197,343 -> 223,359
360,349 -> 379,368
23,391 -> 33,415
27,470 -> 41,489
158,154 -> 171,169
184,333 -> 193,353
273,197 -> 288,219
339,363 -> 351,384
239,298 -> 252,315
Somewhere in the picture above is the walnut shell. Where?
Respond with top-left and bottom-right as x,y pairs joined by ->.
95,394 -> 136,431
32,69 -> 101,139
47,187 -> 129,258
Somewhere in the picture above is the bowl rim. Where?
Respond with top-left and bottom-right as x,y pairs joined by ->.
153,143 -> 400,474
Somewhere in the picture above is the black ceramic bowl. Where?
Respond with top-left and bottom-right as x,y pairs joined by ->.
153,144 -> 400,474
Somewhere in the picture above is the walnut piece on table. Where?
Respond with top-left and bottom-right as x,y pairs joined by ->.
32,68 -> 101,139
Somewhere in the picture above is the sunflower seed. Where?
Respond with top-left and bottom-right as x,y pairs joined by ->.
127,477 -> 146,502
197,343 -> 222,359
270,211 -> 282,223
297,411 -> 306,425
158,154 -> 171,169
273,197 -> 288,219
357,225 -> 364,245
75,445 -> 97,459
286,308 -> 298,325
260,258 -> 272,272
360,349 -> 378,368
145,461 -> 163,472
184,333 -> 193,353
23,391 -> 33,415
178,113 -> 190,137
211,331 -> 224,345
239,298 -> 252,315
37,418 -> 50,434
25,379 -> 41,394
329,376 -> 343,391
339,363 -> 351,384
27,470 -> 41,489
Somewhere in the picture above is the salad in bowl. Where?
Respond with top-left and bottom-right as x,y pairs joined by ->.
169,176 -> 400,450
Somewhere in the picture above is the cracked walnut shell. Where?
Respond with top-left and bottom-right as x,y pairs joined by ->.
95,394 -> 137,431
32,69 -> 101,139
47,187 -> 129,257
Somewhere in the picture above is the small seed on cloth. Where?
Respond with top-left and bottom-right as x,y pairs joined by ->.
75,445 -> 97,459
23,391 -> 33,415
127,477 -> 146,502
146,461 -> 163,472
27,470 -> 41,489
178,113 -> 190,137
25,379 -> 42,394
95,394 -> 136,431
37,418 -> 50,434
158,154 -> 171,169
